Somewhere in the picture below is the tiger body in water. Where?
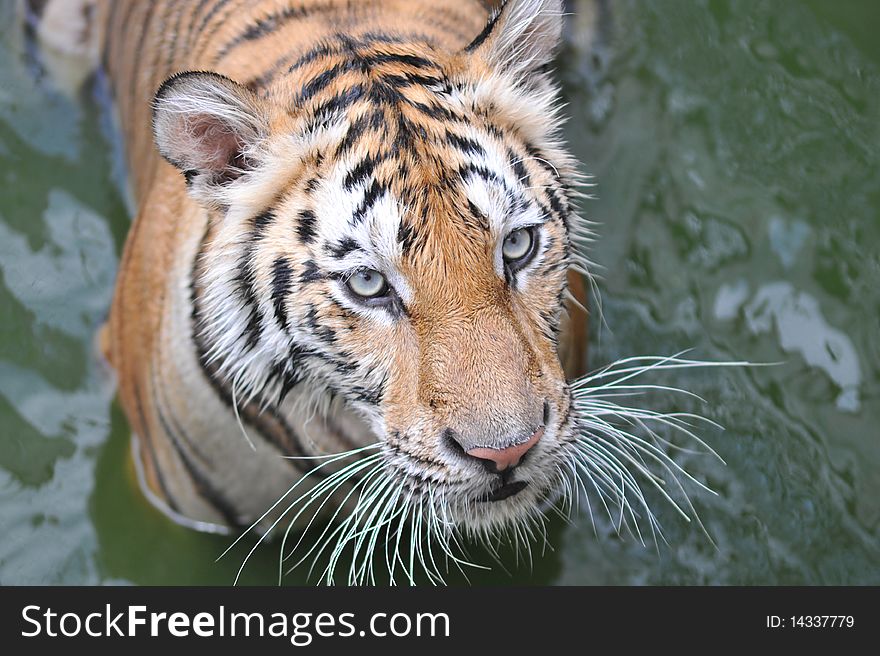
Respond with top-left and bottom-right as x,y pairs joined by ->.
29,0 -> 670,583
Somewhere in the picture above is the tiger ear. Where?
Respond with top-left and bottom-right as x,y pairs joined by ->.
152,72 -> 269,200
465,0 -> 564,77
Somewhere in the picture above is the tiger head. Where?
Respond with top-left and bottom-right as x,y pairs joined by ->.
151,0 -> 590,536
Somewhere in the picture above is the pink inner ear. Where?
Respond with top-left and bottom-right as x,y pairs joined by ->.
187,114 -> 243,173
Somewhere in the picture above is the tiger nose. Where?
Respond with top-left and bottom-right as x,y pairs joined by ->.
465,427 -> 544,472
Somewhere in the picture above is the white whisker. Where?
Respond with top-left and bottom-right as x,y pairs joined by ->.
565,353 -> 761,549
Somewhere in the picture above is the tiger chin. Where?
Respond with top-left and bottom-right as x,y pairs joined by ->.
29,0 -> 725,583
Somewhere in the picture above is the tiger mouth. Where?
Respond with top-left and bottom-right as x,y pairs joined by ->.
482,480 -> 529,502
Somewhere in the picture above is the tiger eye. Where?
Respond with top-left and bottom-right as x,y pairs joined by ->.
502,227 -> 533,262
347,269 -> 388,298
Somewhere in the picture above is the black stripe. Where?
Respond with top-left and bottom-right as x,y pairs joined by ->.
350,179 -> 386,225
402,97 -> 456,121
181,1 -> 230,74
304,305 -> 321,331
100,0 -> 124,76
164,1 -> 188,74
397,221 -> 417,255
524,142 -> 559,180
299,260 -> 323,284
446,131 -> 486,157
257,32 -> 418,90
380,72 -> 445,90
335,112 -> 371,157
191,0 -> 216,21
513,190 -> 532,214
365,52 -> 438,69
132,379 -> 180,512
298,62 -> 349,102
296,209 -> 317,243
146,0 -> 179,126
545,187 -> 568,226
246,42 -> 338,90
291,49 -> 441,103
510,148 -> 531,186
308,84 -> 366,123
125,1 -> 158,105
354,31 -> 416,47
367,81 -> 404,106
391,117 -> 427,156
483,122 -> 505,139
459,162 -> 501,185
288,42 -> 341,73
187,0 -> 219,43
151,371 -> 242,526
350,385 -> 383,406
229,5 -> 312,45
533,198 -> 554,226
130,1 -> 158,106
306,305 -> 336,352
253,210 -> 274,236
315,349 -> 357,375
306,306 -> 337,345
467,199 -> 487,226
342,156 -> 377,190
194,0 -> 232,40
265,359 -> 297,408
317,326 -> 337,345
239,292 -> 263,351
326,237 -> 360,259
215,2 -> 329,61
118,1 -> 141,45
193,0 -> 241,62
236,211 -> 274,350
519,142 -> 568,224
270,257 -> 293,329
465,4 -> 505,52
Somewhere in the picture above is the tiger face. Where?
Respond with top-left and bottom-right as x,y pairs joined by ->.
152,0 -> 587,536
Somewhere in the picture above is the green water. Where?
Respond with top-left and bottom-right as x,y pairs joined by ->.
1,0 -> 878,585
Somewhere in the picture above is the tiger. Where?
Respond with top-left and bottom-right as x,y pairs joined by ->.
28,0 -> 641,581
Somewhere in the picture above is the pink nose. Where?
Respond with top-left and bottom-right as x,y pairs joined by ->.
466,427 -> 544,471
